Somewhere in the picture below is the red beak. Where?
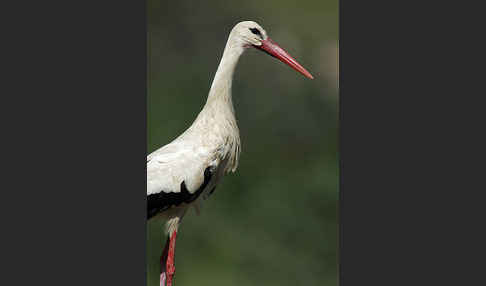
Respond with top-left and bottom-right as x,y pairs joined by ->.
255,38 -> 314,79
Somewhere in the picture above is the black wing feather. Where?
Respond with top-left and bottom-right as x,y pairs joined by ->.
147,167 -> 212,220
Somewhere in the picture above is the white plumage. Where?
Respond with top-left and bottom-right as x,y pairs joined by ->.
147,20 -> 313,286
147,21 -> 249,204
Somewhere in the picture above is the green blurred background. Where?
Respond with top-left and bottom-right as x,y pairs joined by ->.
147,0 -> 338,285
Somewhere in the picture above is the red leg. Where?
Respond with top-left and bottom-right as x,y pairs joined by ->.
166,230 -> 177,286
160,237 -> 170,286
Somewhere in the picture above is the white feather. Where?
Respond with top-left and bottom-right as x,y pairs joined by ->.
147,21 -> 268,214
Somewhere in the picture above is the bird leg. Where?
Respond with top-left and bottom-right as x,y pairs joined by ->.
166,230 -> 177,286
160,236 -> 170,286
160,230 -> 177,286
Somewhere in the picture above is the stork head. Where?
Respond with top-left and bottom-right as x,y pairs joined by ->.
230,21 -> 313,79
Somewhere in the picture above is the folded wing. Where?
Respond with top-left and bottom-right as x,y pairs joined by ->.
147,140 -> 215,219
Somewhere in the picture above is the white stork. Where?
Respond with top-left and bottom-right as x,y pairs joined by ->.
147,20 -> 313,286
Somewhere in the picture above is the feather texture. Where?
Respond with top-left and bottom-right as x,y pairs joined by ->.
146,22 -> 269,220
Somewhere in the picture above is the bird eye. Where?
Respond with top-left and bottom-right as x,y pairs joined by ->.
249,28 -> 262,37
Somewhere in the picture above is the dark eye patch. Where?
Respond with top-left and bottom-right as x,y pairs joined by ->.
249,28 -> 262,37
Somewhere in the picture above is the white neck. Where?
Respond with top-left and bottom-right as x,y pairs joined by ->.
205,36 -> 245,107
190,35 -> 244,173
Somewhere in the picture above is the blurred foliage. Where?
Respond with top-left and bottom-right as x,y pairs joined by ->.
147,0 -> 338,285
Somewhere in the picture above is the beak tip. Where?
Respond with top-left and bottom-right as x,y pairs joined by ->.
304,72 -> 314,80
